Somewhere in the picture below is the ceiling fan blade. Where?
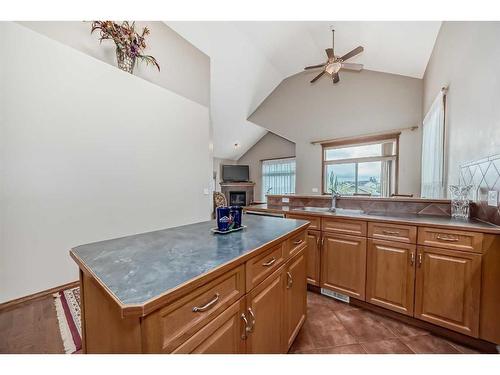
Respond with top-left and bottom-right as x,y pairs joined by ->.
325,48 -> 334,60
333,72 -> 340,84
304,63 -> 326,70
341,62 -> 363,71
341,46 -> 364,61
310,71 -> 325,83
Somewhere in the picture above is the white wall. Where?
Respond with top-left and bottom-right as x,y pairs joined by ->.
423,21 -> 500,189
248,69 -> 423,196
19,21 -> 210,107
0,22 -> 212,303
237,132 -> 296,201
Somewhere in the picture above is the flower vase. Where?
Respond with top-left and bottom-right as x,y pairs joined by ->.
116,49 -> 136,74
449,185 -> 473,220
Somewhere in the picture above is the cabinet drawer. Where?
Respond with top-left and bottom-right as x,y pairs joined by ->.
368,222 -> 417,244
287,230 -> 307,258
245,243 -> 285,291
285,213 -> 321,230
417,227 -> 483,253
322,218 -> 367,236
142,265 -> 245,353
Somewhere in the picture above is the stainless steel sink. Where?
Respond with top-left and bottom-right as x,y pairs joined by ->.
293,207 -> 364,215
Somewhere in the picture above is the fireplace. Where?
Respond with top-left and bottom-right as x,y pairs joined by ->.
220,181 -> 255,207
230,191 -> 246,206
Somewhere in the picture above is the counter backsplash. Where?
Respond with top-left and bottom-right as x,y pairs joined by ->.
266,195 -> 451,217
460,154 -> 500,226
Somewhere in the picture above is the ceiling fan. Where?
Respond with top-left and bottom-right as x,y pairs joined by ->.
305,29 -> 364,84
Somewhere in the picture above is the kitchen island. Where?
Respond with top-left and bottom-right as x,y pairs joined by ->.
70,214 -> 309,353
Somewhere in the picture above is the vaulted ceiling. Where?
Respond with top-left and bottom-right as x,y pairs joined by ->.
166,21 -> 442,160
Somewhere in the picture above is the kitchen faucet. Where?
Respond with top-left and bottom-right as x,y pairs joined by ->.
330,189 -> 341,212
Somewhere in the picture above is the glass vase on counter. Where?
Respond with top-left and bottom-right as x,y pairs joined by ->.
449,185 -> 473,220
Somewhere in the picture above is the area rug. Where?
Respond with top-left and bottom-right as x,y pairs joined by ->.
53,287 -> 82,354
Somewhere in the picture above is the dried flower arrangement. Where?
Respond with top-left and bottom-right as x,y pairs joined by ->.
91,21 -> 160,74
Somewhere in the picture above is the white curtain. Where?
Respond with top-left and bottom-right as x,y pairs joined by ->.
421,90 -> 446,198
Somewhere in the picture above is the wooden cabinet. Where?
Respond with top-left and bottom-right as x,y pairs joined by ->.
321,232 -> 367,300
322,217 -> 367,236
245,267 -> 285,354
172,299 -> 246,354
285,213 -> 321,230
414,246 -> 481,337
284,247 -> 307,351
368,222 -> 417,244
366,239 -> 416,316
417,227 -> 483,253
306,230 -> 321,286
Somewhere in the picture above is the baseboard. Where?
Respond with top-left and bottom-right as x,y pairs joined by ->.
0,280 -> 80,312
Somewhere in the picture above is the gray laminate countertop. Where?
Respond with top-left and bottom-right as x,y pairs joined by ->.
244,204 -> 500,234
70,214 -> 308,307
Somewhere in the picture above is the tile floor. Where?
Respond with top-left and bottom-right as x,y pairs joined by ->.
288,291 -> 480,354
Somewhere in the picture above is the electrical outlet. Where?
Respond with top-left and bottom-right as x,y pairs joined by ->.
282,197 -> 290,203
488,190 -> 498,206
312,187 -> 319,193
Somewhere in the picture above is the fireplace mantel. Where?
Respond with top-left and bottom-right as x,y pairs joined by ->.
220,181 -> 255,206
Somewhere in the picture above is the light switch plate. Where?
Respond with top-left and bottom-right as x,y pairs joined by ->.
312,187 -> 319,193
282,197 -> 290,203
488,190 -> 498,206
203,188 -> 209,195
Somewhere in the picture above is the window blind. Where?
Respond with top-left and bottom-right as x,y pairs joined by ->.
262,158 -> 296,199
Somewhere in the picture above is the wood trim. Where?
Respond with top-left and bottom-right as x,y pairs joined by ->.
70,223 -> 310,318
260,155 -> 296,162
0,280 -> 80,312
314,131 -> 404,147
349,297 -> 497,353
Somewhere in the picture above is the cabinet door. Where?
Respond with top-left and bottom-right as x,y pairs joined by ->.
172,298 -> 246,354
306,230 -> 321,286
246,267 -> 285,353
366,239 -> 416,316
415,246 -> 481,337
321,233 -> 367,300
284,247 -> 307,351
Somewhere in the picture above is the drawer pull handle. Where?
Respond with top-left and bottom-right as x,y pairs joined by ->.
410,252 -> 415,265
293,239 -> 303,245
247,307 -> 256,333
192,293 -> 220,312
241,313 -> 249,340
436,234 -> 459,242
262,257 -> 276,267
382,230 -> 400,235
286,271 -> 293,288
418,253 -> 423,267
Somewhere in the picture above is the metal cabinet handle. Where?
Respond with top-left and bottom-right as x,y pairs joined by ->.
293,239 -> 303,245
321,237 -> 325,247
247,308 -> 256,333
410,252 -> 415,265
436,234 -> 459,242
286,271 -> 293,289
382,230 -> 400,235
241,313 -> 249,340
316,236 -> 320,248
418,253 -> 423,267
262,257 -> 276,267
192,293 -> 220,312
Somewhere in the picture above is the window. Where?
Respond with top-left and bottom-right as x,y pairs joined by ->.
322,134 -> 399,197
262,158 -> 296,199
421,89 -> 446,198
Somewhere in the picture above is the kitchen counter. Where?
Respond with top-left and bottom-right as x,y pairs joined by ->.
245,204 -> 500,234
70,214 -> 309,314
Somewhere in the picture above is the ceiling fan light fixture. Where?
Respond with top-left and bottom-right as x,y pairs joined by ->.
325,61 -> 342,75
